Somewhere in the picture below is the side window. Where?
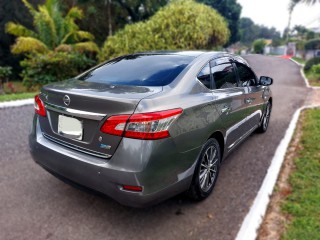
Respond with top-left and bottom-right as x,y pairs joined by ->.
236,63 -> 256,87
211,63 -> 237,89
197,63 -> 211,89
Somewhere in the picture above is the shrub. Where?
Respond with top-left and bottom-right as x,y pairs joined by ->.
252,39 -> 266,54
21,52 -> 95,89
99,0 -> 229,62
304,38 -> 320,50
311,64 -> 320,75
304,57 -> 320,71
0,66 -> 12,81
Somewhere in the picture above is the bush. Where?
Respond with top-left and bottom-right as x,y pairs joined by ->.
304,38 -> 320,50
0,66 -> 12,81
311,64 -> 320,75
304,57 -> 320,71
99,0 -> 229,61
21,52 -> 95,89
252,39 -> 266,54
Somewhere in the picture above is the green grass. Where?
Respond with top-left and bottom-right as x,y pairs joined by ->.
305,70 -> 320,87
291,57 -> 306,65
0,92 -> 37,102
281,109 -> 320,240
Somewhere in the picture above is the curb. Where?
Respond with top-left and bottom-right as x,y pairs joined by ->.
289,58 -> 320,90
0,98 -> 34,109
235,104 -> 320,240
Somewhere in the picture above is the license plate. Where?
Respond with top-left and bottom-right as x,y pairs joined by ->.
58,115 -> 83,140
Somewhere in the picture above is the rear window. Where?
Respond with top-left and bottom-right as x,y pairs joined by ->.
77,54 -> 195,86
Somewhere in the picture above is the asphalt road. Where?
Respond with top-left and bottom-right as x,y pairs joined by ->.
0,55 -> 309,240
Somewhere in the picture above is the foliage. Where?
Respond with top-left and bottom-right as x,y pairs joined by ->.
0,66 -> 12,80
100,0 -> 229,62
281,109 -> 320,240
6,0 -> 99,55
252,39 -> 266,54
290,0 -> 320,5
295,40 -> 305,50
304,38 -> 320,50
21,51 -> 95,89
304,57 -> 320,71
311,64 -> 320,74
197,0 -> 242,44
291,57 -> 306,65
239,17 -> 281,45
64,0 -> 169,45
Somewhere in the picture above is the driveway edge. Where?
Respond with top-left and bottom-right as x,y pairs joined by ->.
0,98 -> 34,109
290,58 -> 320,89
235,105 -> 320,240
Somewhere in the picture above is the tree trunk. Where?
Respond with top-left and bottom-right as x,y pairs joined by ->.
106,0 -> 112,36
286,9 -> 293,42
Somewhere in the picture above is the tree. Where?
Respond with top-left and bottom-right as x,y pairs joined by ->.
197,0 -> 242,44
286,0 -> 300,41
253,39 -> 266,54
63,0 -> 169,45
6,0 -> 99,55
292,0 -> 320,4
5,0 -> 98,88
0,0 -> 44,75
239,17 -> 281,45
100,0 -> 230,61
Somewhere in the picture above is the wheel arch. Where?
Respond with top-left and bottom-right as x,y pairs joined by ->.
208,131 -> 225,160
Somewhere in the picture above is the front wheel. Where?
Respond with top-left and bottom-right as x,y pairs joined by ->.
257,101 -> 272,133
188,138 -> 221,201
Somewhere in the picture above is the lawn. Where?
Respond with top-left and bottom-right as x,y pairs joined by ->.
281,109 -> 320,240
0,81 -> 38,102
305,70 -> 320,87
291,57 -> 306,65
0,92 -> 37,102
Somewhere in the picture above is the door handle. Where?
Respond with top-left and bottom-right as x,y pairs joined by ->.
221,105 -> 231,113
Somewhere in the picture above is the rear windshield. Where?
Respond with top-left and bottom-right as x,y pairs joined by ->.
77,54 -> 194,86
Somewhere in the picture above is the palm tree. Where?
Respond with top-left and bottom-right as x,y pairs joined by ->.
5,0 -> 99,55
299,0 -> 320,4
286,0 -> 319,41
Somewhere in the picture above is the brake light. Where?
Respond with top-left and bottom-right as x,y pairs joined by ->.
34,95 -> 46,117
100,108 -> 183,140
122,185 -> 143,192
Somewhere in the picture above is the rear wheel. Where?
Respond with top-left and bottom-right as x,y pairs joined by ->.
257,101 -> 272,133
188,138 -> 221,201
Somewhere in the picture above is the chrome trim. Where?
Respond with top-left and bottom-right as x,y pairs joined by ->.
44,102 -> 106,120
43,133 -> 112,159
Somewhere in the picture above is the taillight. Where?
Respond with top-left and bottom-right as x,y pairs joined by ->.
100,108 -> 183,140
122,185 -> 143,192
34,94 -> 46,117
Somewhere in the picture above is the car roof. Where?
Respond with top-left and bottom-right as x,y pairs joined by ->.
132,50 -> 207,57
122,51 -> 250,66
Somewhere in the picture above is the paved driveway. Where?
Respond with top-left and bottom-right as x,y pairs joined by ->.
0,55 -> 309,240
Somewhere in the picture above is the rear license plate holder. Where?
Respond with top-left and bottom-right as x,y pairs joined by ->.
58,115 -> 83,140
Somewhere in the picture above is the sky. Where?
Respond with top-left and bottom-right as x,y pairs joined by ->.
237,0 -> 320,33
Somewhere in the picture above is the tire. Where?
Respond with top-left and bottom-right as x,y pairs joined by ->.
256,101 -> 272,133
188,138 -> 221,201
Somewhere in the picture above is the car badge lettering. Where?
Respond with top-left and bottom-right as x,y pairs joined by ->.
100,144 -> 111,150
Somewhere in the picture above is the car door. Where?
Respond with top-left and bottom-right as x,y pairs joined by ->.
210,59 -> 249,151
234,62 -> 265,130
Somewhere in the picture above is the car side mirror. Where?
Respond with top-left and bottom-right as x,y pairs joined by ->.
259,76 -> 273,86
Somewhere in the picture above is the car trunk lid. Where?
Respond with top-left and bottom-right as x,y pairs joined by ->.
38,79 -> 162,158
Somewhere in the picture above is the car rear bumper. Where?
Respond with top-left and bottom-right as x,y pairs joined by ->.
29,116 -> 199,207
